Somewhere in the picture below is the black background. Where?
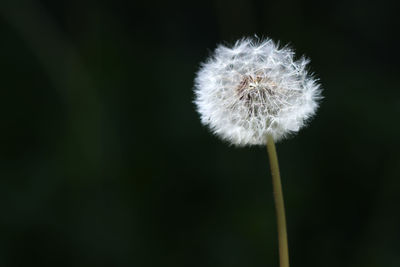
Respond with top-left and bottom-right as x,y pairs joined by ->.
1,0 -> 400,266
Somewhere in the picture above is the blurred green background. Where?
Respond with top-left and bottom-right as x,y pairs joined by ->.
1,0 -> 400,266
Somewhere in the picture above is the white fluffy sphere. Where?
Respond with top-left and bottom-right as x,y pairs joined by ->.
194,37 -> 322,146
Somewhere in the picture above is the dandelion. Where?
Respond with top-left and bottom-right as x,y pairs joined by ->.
194,37 -> 322,267
194,37 -> 321,146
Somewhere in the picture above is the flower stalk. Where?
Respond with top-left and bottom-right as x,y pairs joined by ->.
266,134 -> 289,267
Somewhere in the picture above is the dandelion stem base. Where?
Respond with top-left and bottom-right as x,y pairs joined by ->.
266,135 -> 289,267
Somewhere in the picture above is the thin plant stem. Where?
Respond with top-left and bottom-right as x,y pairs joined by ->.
266,134 -> 289,267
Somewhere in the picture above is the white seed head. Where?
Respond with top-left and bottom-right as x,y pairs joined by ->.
194,37 -> 322,146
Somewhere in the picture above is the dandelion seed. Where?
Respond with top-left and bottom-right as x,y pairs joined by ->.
194,37 -> 321,146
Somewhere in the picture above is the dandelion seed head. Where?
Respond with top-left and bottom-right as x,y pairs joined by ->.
194,37 -> 322,146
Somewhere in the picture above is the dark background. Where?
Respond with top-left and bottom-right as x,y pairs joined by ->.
1,0 -> 399,266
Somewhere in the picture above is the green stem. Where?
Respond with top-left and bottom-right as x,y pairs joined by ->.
266,135 -> 289,267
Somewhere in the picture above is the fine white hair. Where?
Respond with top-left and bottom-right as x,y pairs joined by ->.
194,37 -> 322,146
